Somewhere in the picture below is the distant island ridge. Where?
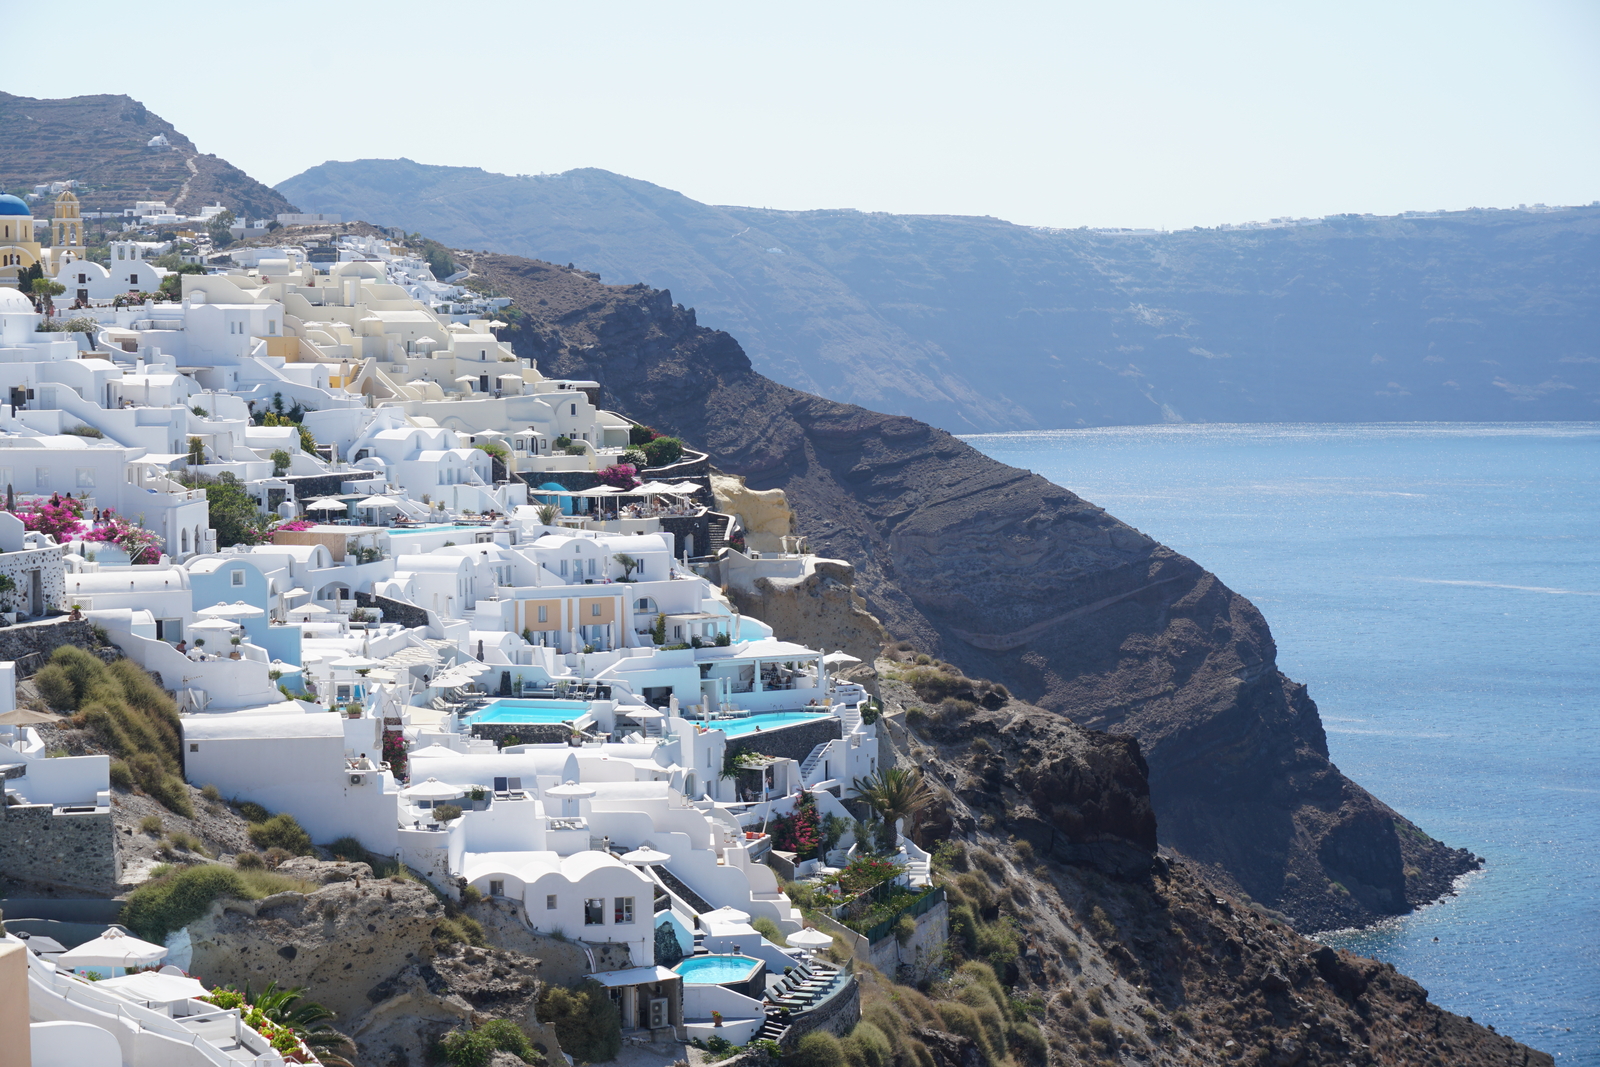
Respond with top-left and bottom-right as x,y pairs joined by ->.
278,158 -> 1600,433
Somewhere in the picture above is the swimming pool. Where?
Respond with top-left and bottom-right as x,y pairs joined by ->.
710,712 -> 831,737
674,954 -> 762,984
469,699 -> 591,725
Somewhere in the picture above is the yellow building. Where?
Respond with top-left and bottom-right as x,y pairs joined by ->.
50,191 -> 87,266
0,193 -> 42,286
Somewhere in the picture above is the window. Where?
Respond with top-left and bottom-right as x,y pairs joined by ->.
537,605 -> 548,624
588,558 -> 597,577
35,467 -> 47,488
614,897 -> 634,924
231,570 -> 245,587
129,273 -> 138,284
570,404 -> 577,416
559,560 -> 568,577
75,467 -> 94,489
591,603 -> 601,617
267,321 -> 278,336
189,742 -> 199,753
547,894 -> 558,910
180,529 -> 189,552
584,898 -> 605,925
489,880 -> 504,897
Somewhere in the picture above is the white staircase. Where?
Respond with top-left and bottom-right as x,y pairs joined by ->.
799,743 -> 829,786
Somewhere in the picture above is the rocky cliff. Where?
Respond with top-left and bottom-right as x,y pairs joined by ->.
476,252 -> 1478,931
873,666 -> 1551,1066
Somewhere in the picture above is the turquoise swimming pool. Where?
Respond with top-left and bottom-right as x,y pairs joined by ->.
713,712 -> 830,737
469,699 -> 591,725
674,954 -> 762,984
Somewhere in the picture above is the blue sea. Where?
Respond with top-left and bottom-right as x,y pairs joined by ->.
964,423 -> 1599,1064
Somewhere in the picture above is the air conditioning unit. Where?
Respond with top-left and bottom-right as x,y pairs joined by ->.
349,774 -> 363,786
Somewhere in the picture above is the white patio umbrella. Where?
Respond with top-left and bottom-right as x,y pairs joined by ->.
356,495 -> 401,508
545,781 -> 597,799
288,604 -> 330,616
667,482 -> 703,494
98,971 -> 210,1003
198,600 -> 264,619
330,656 -> 382,670
280,587 -> 311,599
822,651 -> 861,666
401,777 -> 465,801
786,928 -> 835,949
621,846 -> 672,866
306,498 -> 348,511
430,668 -> 478,689
699,906 -> 751,925
189,617 -> 242,633
56,928 -> 167,970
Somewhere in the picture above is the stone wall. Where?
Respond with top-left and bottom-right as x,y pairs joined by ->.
354,591 -> 429,631
0,803 -> 118,892
658,513 -> 712,559
866,897 -> 949,984
468,722 -> 575,747
0,616 -> 117,676
721,715 -> 841,764
782,972 -> 861,1045
0,545 -> 65,619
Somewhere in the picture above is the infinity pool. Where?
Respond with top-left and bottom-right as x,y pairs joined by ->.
711,712 -> 831,737
469,700 -> 591,724
674,954 -> 762,984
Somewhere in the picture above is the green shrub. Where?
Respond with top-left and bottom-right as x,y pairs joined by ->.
248,813 -> 314,855
893,914 -> 917,945
751,915 -> 788,947
140,814 -> 164,835
787,1030 -> 845,1067
433,803 -> 463,822
433,915 -> 487,947
236,801 -> 270,822
842,1022 -> 893,1067
235,851 -> 265,869
169,831 -> 208,856
640,435 -> 683,468
326,835 -> 367,861
537,980 -> 621,1064
108,760 -> 133,789
201,783 -> 221,802
122,865 -> 247,942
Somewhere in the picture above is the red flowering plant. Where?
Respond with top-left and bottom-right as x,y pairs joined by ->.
86,509 -> 165,564
382,729 -> 408,781
16,496 -> 85,542
770,791 -> 823,860
596,463 -> 639,489
273,518 -> 315,533
835,855 -> 904,897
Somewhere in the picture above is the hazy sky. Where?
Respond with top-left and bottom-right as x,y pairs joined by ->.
7,1 -> 1598,229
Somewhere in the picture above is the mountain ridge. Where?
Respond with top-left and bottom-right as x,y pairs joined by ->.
279,157 -> 1600,431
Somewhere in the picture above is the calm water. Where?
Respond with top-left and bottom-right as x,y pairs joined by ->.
965,423 -> 1599,1064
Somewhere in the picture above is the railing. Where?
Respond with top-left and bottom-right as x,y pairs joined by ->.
847,884 -> 945,945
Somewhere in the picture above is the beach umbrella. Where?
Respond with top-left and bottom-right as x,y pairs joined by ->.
306,498 -> 348,511
545,781 -> 597,799
198,600 -> 264,619
98,971 -> 210,1003
288,604 -> 330,616
786,928 -> 835,949
356,495 -> 401,508
280,587 -> 310,599
401,777 -> 465,801
330,656 -> 382,670
56,928 -> 167,970
0,708 -> 61,726
189,617 -> 241,633
822,651 -> 860,666
621,846 -> 672,866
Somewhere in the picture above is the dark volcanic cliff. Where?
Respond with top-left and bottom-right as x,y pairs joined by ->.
475,252 -> 1478,930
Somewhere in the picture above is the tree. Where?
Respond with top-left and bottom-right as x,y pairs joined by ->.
237,982 -> 355,1067
613,553 -> 640,581
629,423 -> 658,446
270,449 -> 291,476
206,209 -> 236,247
848,767 -> 931,852
200,473 -> 271,548
640,435 -> 683,468
651,612 -> 667,645
186,436 -> 206,466
30,277 -> 65,314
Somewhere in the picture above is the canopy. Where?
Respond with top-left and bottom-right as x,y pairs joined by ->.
189,617 -> 241,632
289,604 -> 330,616
699,906 -> 751,925
667,482 -> 702,493
280,587 -> 310,598
356,495 -> 401,508
822,651 -> 861,666
56,928 -> 166,969
401,777 -> 464,801
306,498 -> 348,510
330,656 -> 381,670
198,601 -> 264,619
431,668 -> 480,689
545,780 -> 597,798
455,375 -> 479,383
576,486 -> 622,497
786,928 -> 834,948
633,481 -> 680,494
0,708 -> 60,726
98,971 -> 210,1003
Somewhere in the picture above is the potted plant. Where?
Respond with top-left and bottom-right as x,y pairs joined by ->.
711,1010 -> 723,1028
468,785 -> 489,810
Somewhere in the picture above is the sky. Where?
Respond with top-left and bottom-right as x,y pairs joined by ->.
6,0 -> 1599,230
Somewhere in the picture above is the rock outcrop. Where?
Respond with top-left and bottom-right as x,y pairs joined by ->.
874,669 -> 1553,1066
182,862 -> 553,1066
477,252 -> 1478,930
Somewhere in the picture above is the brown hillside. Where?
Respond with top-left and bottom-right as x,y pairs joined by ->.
0,92 -> 296,219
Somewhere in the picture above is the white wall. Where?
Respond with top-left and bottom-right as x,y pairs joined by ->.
16,754 -> 109,807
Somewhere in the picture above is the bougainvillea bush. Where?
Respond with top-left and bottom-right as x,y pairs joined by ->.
17,496 -> 85,541
596,463 -> 638,489
770,791 -> 822,860
87,509 -> 165,564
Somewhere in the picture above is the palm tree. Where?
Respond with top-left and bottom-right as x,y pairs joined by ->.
244,981 -> 357,1066
849,767 -> 931,852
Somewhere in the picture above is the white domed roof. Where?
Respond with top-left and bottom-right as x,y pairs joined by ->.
0,288 -> 36,313
331,260 -> 385,280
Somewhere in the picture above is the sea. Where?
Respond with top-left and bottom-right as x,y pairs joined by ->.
963,422 -> 1599,1064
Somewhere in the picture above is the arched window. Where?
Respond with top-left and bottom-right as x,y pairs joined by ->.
180,529 -> 189,552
